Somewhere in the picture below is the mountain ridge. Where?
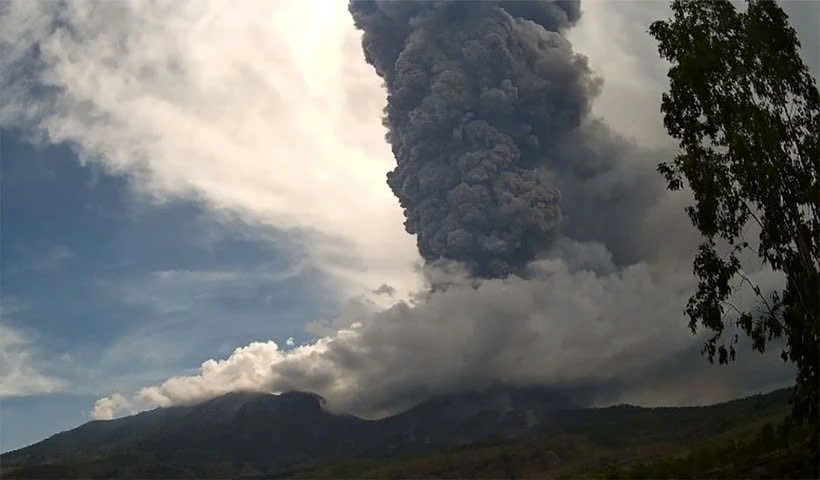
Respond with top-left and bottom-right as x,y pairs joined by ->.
1,386 -> 796,478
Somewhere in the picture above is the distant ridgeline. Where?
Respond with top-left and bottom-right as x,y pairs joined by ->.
4,386 -> 814,479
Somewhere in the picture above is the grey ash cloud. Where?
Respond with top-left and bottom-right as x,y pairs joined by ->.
348,0 -> 607,278
372,283 -> 396,296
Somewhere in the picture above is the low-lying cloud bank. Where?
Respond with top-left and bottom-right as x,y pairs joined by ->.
92,243 -> 790,420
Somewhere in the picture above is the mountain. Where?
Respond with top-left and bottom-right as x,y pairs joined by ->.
2,391 -> 377,478
286,388 -> 815,479
1,386 -> 803,479
376,386 -> 576,452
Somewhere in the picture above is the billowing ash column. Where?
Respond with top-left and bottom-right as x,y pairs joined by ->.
350,1 -> 601,278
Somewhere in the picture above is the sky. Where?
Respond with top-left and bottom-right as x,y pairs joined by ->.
1,0 -> 817,453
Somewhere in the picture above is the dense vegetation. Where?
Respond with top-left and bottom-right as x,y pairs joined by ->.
599,420 -> 816,479
649,0 -> 819,430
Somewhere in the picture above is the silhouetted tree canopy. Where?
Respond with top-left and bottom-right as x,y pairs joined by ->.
650,0 -> 818,429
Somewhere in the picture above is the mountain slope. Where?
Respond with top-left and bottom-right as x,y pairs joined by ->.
2,392 -> 261,466
2,391 -> 380,477
286,388 -> 813,479
1,386 -> 801,479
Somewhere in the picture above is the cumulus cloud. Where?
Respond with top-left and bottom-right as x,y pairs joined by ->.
0,324 -> 66,397
0,0 -> 423,301
90,393 -> 132,421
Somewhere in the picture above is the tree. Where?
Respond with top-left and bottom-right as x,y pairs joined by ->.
649,0 -> 818,430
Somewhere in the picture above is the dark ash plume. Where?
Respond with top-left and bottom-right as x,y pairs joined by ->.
349,0 -> 602,278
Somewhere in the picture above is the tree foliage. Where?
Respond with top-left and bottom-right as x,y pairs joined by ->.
649,0 -> 818,426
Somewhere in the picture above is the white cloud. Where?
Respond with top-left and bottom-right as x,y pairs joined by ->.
71,265 -> 331,393
90,393 -> 132,421
90,250 -> 789,420
0,0 -> 423,302
568,1 -> 819,149
568,2 -> 673,149
0,324 -> 67,397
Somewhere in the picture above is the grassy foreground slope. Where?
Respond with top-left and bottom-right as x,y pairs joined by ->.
285,387 -> 817,479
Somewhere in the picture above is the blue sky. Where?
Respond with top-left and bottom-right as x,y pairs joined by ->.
1,133 -> 333,450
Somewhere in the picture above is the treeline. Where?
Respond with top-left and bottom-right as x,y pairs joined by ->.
600,419 -> 817,479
